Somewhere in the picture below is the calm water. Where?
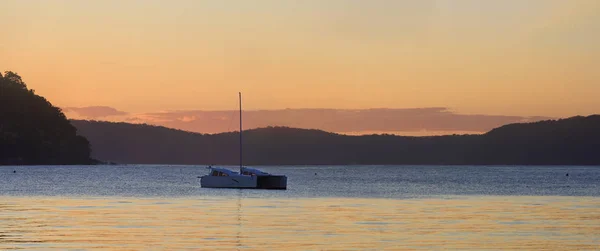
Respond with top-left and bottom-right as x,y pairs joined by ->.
1,165 -> 599,250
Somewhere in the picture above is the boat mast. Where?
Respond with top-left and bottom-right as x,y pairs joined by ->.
239,92 -> 243,174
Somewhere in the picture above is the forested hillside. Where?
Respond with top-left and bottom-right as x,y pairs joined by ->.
72,115 -> 600,165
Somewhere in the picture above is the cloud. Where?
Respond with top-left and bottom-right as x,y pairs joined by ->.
177,115 -> 198,122
64,107 -> 554,136
155,108 -> 554,135
62,106 -> 128,119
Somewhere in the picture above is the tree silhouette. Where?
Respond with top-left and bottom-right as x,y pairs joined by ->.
1,71 -> 94,165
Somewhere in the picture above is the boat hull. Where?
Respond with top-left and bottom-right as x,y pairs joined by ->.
257,175 -> 287,190
200,176 -> 257,188
200,175 -> 287,189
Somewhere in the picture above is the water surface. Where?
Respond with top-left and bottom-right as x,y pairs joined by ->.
1,165 -> 599,250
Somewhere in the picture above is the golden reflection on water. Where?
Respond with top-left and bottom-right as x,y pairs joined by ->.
1,196 -> 599,250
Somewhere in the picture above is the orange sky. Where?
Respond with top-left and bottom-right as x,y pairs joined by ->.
1,0 -> 599,117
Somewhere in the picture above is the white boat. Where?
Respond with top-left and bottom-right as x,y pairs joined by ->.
200,93 -> 287,190
201,166 -> 287,189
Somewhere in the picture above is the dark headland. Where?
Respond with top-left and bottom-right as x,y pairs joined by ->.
0,71 -> 95,165
2,70 -> 599,166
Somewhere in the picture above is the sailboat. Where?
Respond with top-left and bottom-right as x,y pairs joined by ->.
199,93 -> 287,189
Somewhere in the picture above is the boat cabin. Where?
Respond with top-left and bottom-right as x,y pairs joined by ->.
241,167 -> 269,176
208,167 -> 239,177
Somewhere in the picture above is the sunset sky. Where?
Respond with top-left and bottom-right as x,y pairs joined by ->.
2,0 -> 599,133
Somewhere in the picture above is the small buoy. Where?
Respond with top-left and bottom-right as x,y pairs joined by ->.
13,170 -> 16,173
314,173 -> 317,175
566,173 -> 569,176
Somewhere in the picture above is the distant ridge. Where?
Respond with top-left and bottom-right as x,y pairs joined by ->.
63,106 -> 553,136
71,115 -> 600,165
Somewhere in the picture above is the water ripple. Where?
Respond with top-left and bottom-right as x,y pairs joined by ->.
0,196 -> 598,250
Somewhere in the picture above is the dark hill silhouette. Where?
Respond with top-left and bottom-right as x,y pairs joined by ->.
0,71 -> 94,165
71,115 -> 600,165
475,115 -> 600,165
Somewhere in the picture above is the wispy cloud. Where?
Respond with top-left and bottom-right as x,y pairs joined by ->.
64,106 -> 553,136
62,106 -> 128,119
